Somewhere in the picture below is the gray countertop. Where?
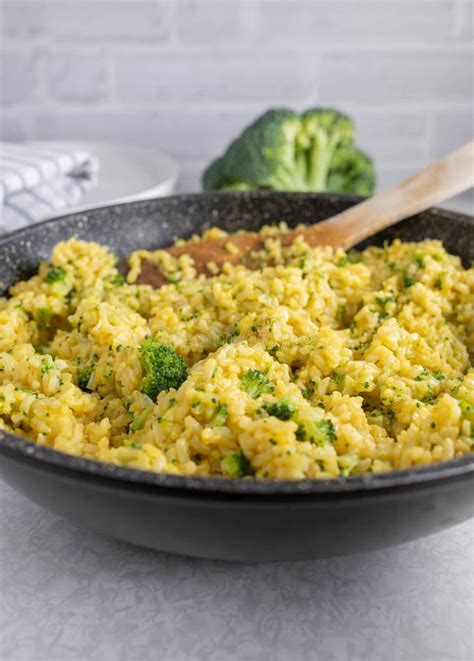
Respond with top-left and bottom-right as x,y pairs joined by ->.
1,191 -> 473,661
0,478 -> 473,661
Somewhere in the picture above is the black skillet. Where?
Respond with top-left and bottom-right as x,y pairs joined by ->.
0,192 -> 472,561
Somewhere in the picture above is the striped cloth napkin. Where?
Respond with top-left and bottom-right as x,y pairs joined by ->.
0,142 -> 99,233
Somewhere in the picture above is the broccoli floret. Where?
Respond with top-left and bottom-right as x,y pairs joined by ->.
240,369 -> 275,399
263,398 -> 295,421
139,339 -> 188,401
326,145 -> 375,196
202,107 -> 375,195
111,274 -> 126,286
221,449 -> 253,478
296,418 -> 337,445
203,109 -> 305,192
210,401 -> 229,427
45,265 -> 67,284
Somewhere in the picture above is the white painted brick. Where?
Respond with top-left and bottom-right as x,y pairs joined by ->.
177,0 -> 247,44
0,49 -> 38,105
138,109 -> 259,158
114,51 -> 317,104
430,110 -> 473,158
349,109 -> 428,164
320,50 -> 473,104
177,161 -> 208,193
34,109 -> 261,158
254,1 -> 457,43
0,112 -> 32,141
1,1 -> 171,42
456,1 -> 473,38
376,163 -> 430,191
31,109 -> 432,193
33,111 -> 139,144
45,52 -> 109,103
0,0 -> 471,181
376,165 -> 474,213
0,2 -> 43,39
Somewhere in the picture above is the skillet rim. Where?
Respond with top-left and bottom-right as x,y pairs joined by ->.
0,191 -> 472,498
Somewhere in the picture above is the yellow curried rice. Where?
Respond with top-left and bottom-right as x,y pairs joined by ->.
0,229 -> 473,479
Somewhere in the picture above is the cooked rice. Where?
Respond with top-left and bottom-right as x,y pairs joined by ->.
0,229 -> 473,479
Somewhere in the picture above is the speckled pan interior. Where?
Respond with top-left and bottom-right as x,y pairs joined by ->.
0,191 -> 472,496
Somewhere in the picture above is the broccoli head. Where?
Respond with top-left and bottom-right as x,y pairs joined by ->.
296,418 -> 337,445
139,339 -> 188,401
240,369 -> 275,399
45,264 -> 67,284
263,398 -> 296,421
202,107 -> 375,196
203,109 -> 305,192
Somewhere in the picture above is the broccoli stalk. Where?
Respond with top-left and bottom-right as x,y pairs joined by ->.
301,109 -> 354,190
130,406 -> 153,432
139,339 -> 188,401
203,107 -> 375,196
307,126 -> 340,190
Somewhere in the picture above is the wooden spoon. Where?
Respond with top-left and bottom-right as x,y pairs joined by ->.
136,141 -> 474,288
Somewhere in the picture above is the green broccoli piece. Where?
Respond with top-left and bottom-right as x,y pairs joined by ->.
415,368 -> 431,382
34,344 -> 49,355
45,265 -> 67,284
296,418 -> 337,445
460,400 -> 474,423
203,109 -> 305,192
263,398 -> 295,421
202,107 -> 375,195
77,364 -> 95,391
139,339 -> 188,401
130,406 -> 153,432
210,401 -> 229,427
240,369 -> 275,399
221,449 -> 253,478
401,270 -> 415,288
111,274 -> 126,286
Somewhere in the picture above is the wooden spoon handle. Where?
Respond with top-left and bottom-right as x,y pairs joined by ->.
304,140 -> 474,249
135,141 -> 473,288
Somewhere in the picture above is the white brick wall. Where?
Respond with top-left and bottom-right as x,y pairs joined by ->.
0,0 -> 472,192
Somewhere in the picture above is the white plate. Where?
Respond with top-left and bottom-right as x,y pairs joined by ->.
30,140 -> 179,214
